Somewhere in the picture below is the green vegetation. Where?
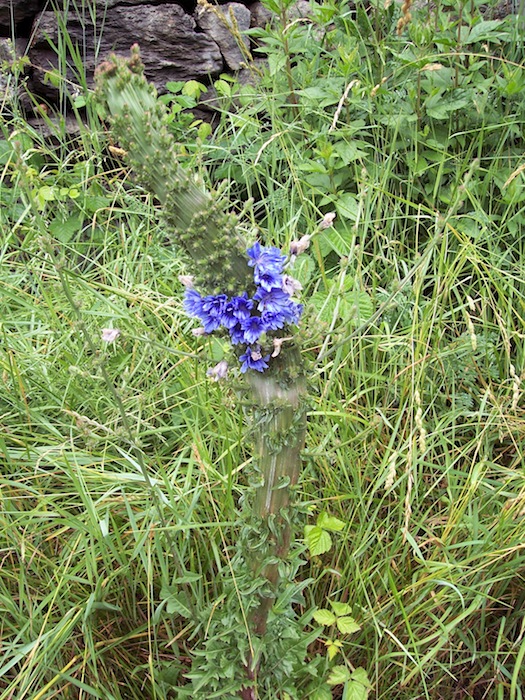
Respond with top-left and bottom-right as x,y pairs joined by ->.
1,0 -> 525,698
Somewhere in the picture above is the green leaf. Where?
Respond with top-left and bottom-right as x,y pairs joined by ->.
49,214 -> 82,244
160,586 -> 192,618
346,289 -> 374,327
296,160 -> 328,174
462,19 -> 509,44
309,287 -> 338,325
197,122 -> 213,140
38,185 -> 56,202
292,254 -> 315,287
335,193 -> 359,221
327,665 -> 351,686
309,685 -> 332,700
182,80 -> 207,98
305,525 -> 332,556
330,601 -> 352,617
319,224 -> 353,257
424,90 -> 470,120
297,86 -> 331,100
312,608 -> 337,626
336,616 -> 361,635
44,69 -> 62,88
268,52 -> 287,76
333,141 -> 367,165
165,81 -> 185,93
327,639 -> 343,660
318,512 -> 346,532
342,668 -> 372,700
214,79 -> 232,97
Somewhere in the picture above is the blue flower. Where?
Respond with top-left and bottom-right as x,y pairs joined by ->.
260,310 -> 286,331
184,241 -> 302,373
241,315 -> 265,344
184,289 -> 204,317
229,323 -> 246,345
239,346 -> 271,373
231,293 -> 254,321
282,301 -> 304,325
200,294 -> 228,333
254,287 -> 293,314
247,243 -> 286,273
254,266 -> 282,292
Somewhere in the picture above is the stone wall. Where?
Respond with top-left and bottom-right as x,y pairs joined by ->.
0,0 -> 518,118
0,0 -> 279,107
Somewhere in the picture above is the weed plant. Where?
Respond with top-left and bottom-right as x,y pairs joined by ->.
1,0 -> 525,698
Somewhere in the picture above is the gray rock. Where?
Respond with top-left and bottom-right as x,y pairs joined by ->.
29,4 -> 224,99
248,0 -> 312,27
0,0 -> 39,25
195,2 -> 251,71
248,1 -> 274,28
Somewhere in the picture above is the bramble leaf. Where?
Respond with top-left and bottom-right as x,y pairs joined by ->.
313,608 -> 337,626
305,525 -> 332,556
318,512 -> 346,532
336,617 -> 361,635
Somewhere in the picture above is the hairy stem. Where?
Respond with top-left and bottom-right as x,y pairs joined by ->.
247,348 -> 307,635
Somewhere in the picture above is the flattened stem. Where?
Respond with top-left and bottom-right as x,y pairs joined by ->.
247,357 -> 307,635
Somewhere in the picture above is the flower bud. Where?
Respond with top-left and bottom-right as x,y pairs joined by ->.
207,360 -> 228,381
320,212 -> 336,229
101,328 -> 121,343
289,235 -> 311,256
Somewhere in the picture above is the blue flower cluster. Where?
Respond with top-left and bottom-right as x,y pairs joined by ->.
184,242 -> 303,372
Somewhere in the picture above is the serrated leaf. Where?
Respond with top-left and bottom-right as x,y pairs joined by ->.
49,214 -> 82,243
160,586 -> 192,618
304,525 -> 332,556
182,80 -> 207,98
319,225 -> 353,256
318,512 -> 346,532
327,640 -> 342,660
309,685 -> 332,700
313,608 -> 337,626
335,193 -> 359,221
292,254 -> 315,287
330,601 -> 353,617
327,665 -> 351,686
346,289 -> 374,327
309,288 -> 338,325
342,668 -> 372,700
337,617 -> 361,635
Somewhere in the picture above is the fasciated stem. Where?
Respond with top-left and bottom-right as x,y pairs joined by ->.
246,349 -> 307,635
95,45 -> 252,296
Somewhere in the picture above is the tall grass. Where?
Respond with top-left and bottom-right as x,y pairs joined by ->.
1,0 -> 525,697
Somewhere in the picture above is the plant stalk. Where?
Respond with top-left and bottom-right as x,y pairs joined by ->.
246,348 -> 307,636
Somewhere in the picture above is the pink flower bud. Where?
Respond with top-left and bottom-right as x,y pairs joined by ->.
101,328 -> 121,343
207,360 -> 228,381
289,235 -> 311,256
320,212 -> 336,229
178,275 -> 195,288
282,275 -> 302,296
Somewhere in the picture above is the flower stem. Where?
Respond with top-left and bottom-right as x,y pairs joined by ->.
247,348 -> 307,635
